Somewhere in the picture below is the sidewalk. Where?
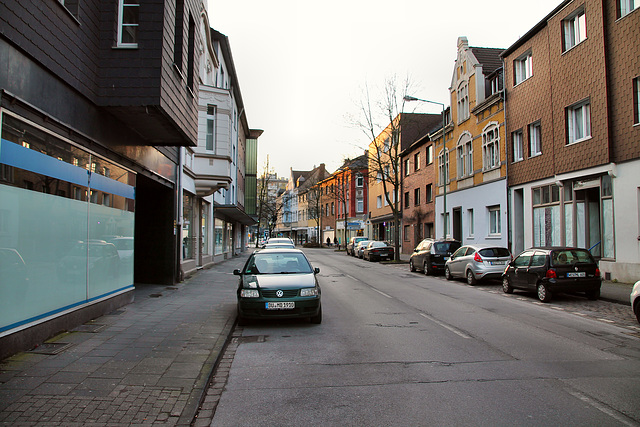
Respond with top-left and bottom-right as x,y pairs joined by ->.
0,251 -> 250,426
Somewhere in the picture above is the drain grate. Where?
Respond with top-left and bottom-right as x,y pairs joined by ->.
71,324 -> 106,333
28,342 -> 74,355
107,309 -> 125,316
232,335 -> 266,344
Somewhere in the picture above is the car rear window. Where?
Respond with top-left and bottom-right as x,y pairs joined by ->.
551,249 -> 595,266
478,248 -> 511,258
433,242 -> 460,253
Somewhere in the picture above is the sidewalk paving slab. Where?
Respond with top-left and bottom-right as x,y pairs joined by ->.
0,252 -> 249,426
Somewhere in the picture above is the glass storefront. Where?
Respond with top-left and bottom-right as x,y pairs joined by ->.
0,113 -> 135,333
182,192 -> 195,259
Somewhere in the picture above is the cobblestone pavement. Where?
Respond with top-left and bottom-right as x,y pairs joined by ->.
0,252 -> 248,426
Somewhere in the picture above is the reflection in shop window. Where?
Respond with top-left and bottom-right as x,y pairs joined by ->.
183,193 -> 195,259
215,219 -> 224,255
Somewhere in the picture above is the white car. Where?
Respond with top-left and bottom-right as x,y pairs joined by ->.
631,280 -> 640,324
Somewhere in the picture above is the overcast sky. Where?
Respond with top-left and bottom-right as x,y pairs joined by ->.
208,0 -> 563,178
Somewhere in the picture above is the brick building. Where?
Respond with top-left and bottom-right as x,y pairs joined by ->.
502,0 -> 640,281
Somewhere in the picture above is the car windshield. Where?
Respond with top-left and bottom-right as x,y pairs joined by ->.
478,247 -> 510,257
244,252 -> 313,274
551,249 -> 594,266
433,242 -> 459,253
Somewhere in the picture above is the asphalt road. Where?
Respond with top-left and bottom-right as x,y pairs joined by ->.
209,248 -> 640,426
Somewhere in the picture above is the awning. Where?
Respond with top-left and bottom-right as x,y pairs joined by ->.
214,204 -> 257,226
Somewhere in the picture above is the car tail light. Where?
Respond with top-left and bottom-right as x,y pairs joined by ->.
595,268 -> 601,277
545,269 -> 557,279
474,252 -> 483,263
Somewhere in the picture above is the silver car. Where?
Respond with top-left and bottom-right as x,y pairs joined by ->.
445,245 -> 511,285
355,240 -> 372,259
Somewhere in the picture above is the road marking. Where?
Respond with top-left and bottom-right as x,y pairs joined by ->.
566,390 -> 636,426
419,313 -> 471,339
373,289 -> 393,299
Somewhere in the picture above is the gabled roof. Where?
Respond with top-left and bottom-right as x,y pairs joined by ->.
470,47 -> 504,76
399,113 -> 443,151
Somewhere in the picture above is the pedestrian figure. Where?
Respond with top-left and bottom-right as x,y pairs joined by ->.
334,237 -> 339,249
326,237 -> 331,247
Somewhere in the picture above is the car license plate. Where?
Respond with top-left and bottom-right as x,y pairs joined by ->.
566,272 -> 586,278
491,261 -> 505,265
266,302 -> 295,310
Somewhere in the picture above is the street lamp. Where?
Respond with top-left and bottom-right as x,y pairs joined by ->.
403,95 -> 448,239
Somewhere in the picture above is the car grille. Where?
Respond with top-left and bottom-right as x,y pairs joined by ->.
261,289 -> 299,298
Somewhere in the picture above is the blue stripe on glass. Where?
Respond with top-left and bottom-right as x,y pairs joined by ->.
0,139 -> 135,199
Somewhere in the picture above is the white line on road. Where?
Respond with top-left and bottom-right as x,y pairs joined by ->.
419,312 -> 472,339
566,390 -> 636,426
372,289 -> 393,299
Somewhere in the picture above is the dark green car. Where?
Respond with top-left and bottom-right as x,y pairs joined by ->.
234,249 -> 322,324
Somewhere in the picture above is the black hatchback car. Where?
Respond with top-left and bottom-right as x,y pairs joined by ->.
502,247 -> 602,303
409,239 -> 461,275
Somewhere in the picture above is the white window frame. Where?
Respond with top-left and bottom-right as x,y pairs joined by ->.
514,52 -> 533,85
482,125 -> 500,171
457,83 -> 469,122
377,195 -> 382,209
563,9 -> 587,51
404,158 -> 410,176
528,121 -> 542,157
206,105 -> 216,151
488,205 -> 501,236
619,0 -> 638,18
456,134 -> 473,179
438,149 -> 449,186
512,130 -> 523,162
356,174 -> 364,187
117,0 -> 139,47
426,145 -> 433,165
567,99 -> 592,144
468,208 -> 474,237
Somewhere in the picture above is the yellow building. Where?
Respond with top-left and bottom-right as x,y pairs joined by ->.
433,37 -> 508,246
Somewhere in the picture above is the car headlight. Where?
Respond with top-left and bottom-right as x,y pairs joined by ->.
240,289 -> 260,298
300,287 -> 319,297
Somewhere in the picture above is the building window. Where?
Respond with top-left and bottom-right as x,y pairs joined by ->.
426,145 -> 433,165
563,9 -> 587,51
512,130 -> 523,162
633,77 -> 640,125
404,158 -> 410,176
356,174 -> 364,187
356,197 -> 364,213
438,149 -> 449,186
58,0 -> 79,18
414,153 -> 420,171
186,15 -> 195,91
206,105 -> 216,151
414,188 -> 420,206
457,83 -> 469,122
468,209 -> 474,237
377,195 -> 382,209
514,52 -> 533,85
404,192 -> 410,209
619,0 -> 638,18
567,99 -> 591,144
331,202 -> 335,215
533,185 -> 561,247
173,0 -> 184,67
117,0 -> 139,47
482,125 -> 500,171
488,205 -> 501,236
426,184 -> 432,203
457,135 -> 473,178
529,122 -> 542,156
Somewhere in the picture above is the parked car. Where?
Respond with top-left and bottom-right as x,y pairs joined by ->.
445,245 -> 512,285
263,242 -> 296,249
234,248 -> 321,324
502,247 -> 602,303
355,240 -> 372,259
409,239 -> 461,275
347,236 -> 369,256
631,280 -> 640,324
267,238 -> 294,245
363,241 -> 394,262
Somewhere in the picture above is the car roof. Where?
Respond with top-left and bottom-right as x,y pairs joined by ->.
255,248 -> 302,254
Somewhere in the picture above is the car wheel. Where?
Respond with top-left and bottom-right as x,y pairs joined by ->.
537,283 -> 552,303
310,305 -> 322,324
634,301 -> 640,324
409,260 -> 416,272
424,262 -> 432,276
237,307 -> 247,326
445,266 -> 453,280
502,276 -> 513,294
466,270 -> 477,285
586,289 -> 600,300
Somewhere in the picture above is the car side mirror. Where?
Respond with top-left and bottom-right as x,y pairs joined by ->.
233,269 -> 241,275
314,267 -> 320,274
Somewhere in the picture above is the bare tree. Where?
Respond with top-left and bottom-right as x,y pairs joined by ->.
256,157 -> 282,246
355,76 -> 412,261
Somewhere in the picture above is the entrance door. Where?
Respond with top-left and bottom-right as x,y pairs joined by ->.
452,208 -> 462,242
575,187 -> 601,256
